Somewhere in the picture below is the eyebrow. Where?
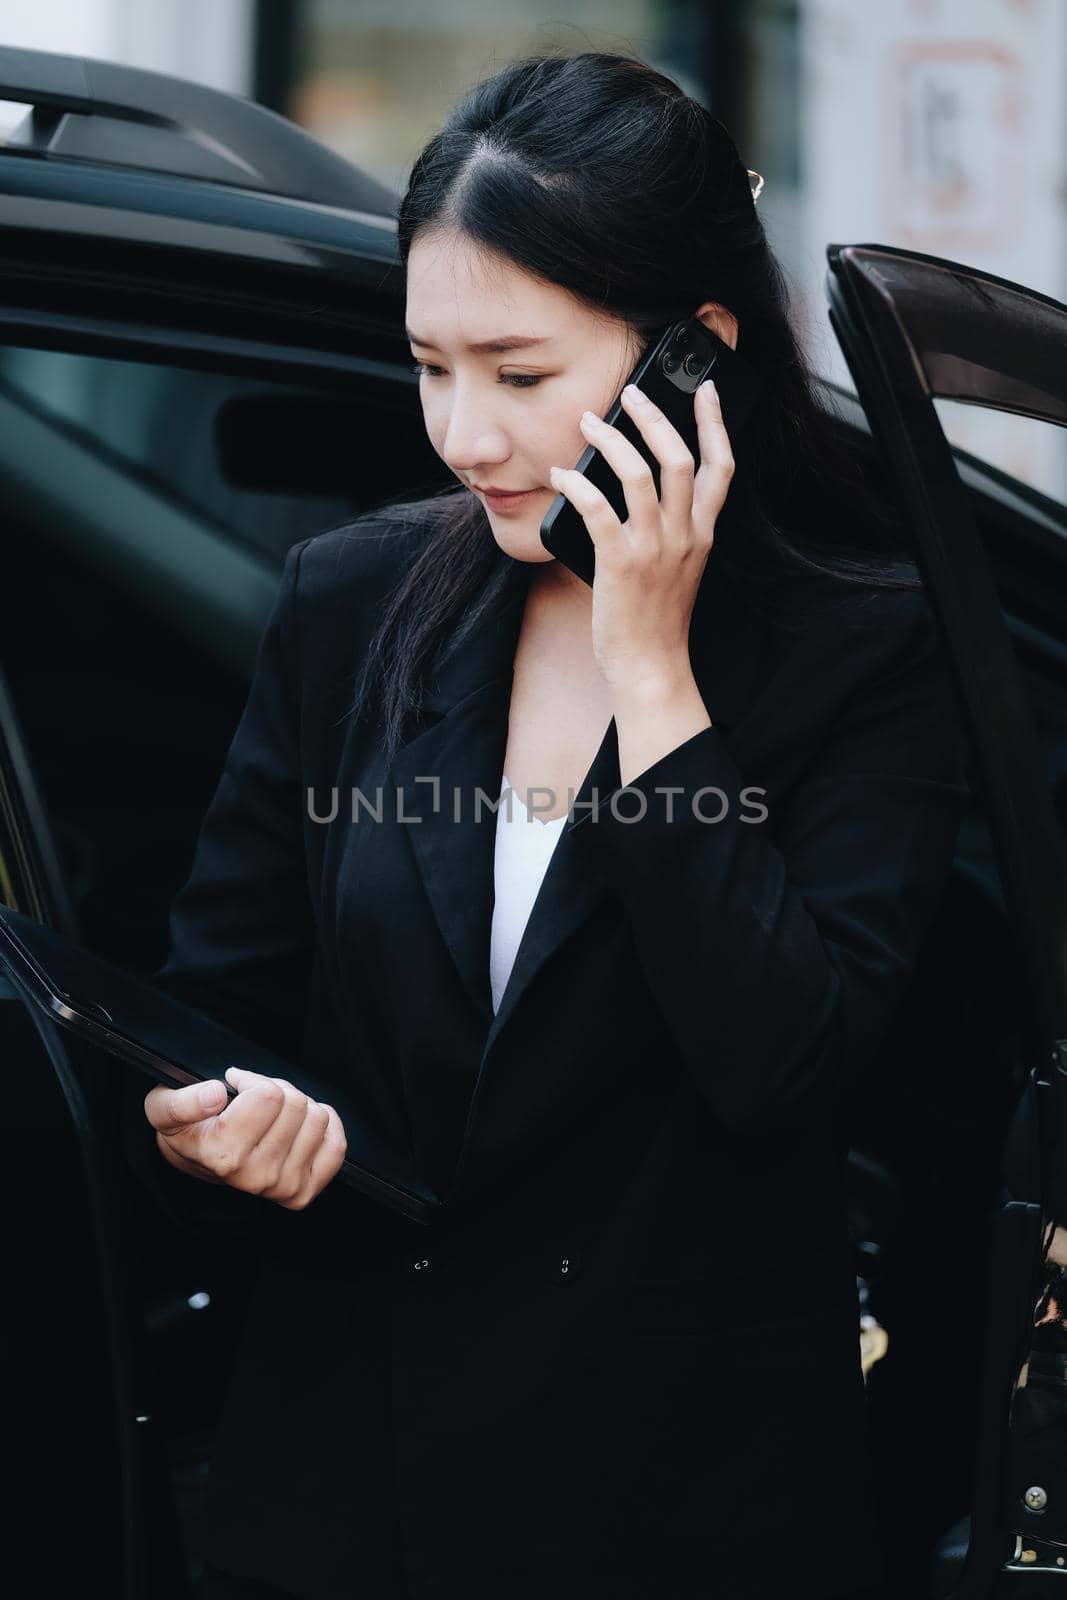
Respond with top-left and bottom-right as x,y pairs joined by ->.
405,329 -> 553,354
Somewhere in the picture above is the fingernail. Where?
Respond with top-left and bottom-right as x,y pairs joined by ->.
580,410 -> 598,424
699,378 -> 717,397
199,1080 -> 224,1111
623,384 -> 644,402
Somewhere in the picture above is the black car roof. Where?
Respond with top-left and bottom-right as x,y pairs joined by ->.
0,44 -> 401,265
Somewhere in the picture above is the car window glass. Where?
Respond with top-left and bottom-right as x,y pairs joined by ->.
934,400 -> 1067,509
0,345 -> 361,563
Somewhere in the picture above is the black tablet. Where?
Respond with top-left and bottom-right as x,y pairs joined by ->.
0,903 -> 438,1225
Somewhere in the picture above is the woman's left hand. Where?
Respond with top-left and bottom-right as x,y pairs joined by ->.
548,378 -> 735,694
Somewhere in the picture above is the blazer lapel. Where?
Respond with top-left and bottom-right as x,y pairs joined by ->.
384,543 -> 768,1199
386,552 -> 630,1037
386,555 -> 528,1025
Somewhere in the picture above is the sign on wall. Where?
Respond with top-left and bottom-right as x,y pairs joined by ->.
799,0 -> 1067,499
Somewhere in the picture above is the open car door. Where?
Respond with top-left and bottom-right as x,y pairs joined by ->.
826,244 -> 1067,1599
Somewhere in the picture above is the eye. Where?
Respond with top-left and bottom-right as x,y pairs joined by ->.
410,361 -> 543,389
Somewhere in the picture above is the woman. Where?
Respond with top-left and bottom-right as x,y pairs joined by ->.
125,51 -> 971,1600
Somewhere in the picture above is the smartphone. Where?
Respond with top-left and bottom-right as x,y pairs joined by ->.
540,316 -> 764,586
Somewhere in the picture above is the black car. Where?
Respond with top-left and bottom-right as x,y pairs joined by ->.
1,46 -> 1065,1600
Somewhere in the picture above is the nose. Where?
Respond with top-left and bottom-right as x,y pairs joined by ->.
438,386 -> 510,478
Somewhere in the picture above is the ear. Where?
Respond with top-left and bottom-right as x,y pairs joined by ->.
693,300 -> 739,351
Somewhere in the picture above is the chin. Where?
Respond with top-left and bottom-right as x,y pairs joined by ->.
488,525 -> 556,564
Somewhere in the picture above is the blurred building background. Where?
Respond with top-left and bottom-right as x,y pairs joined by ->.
3,0 -> 1065,496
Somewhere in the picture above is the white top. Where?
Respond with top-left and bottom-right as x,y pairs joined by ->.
490,774 -> 568,1015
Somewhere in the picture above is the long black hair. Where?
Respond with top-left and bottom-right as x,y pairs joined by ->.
352,50 -> 920,764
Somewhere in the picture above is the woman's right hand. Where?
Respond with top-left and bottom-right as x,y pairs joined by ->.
144,1065 -> 348,1210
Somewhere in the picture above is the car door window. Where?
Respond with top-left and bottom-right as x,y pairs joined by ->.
0,344 -> 361,563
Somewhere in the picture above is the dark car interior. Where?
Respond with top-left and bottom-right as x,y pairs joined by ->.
1,44 -> 1066,1600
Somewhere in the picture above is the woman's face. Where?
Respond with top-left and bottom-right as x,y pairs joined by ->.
405,226 -> 642,568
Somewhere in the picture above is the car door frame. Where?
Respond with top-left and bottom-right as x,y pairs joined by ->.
826,241 -> 1067,1599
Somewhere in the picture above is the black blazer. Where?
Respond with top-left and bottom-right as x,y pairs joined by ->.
122,513 -> 971,1600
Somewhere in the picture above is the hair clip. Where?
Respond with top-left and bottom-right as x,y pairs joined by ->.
746,169 -> 765,203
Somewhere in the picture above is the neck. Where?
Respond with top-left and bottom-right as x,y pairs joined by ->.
527,558 -> 593,611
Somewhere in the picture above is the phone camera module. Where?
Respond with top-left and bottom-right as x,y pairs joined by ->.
661,352 -> 680,375
683,353 -> 706,378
